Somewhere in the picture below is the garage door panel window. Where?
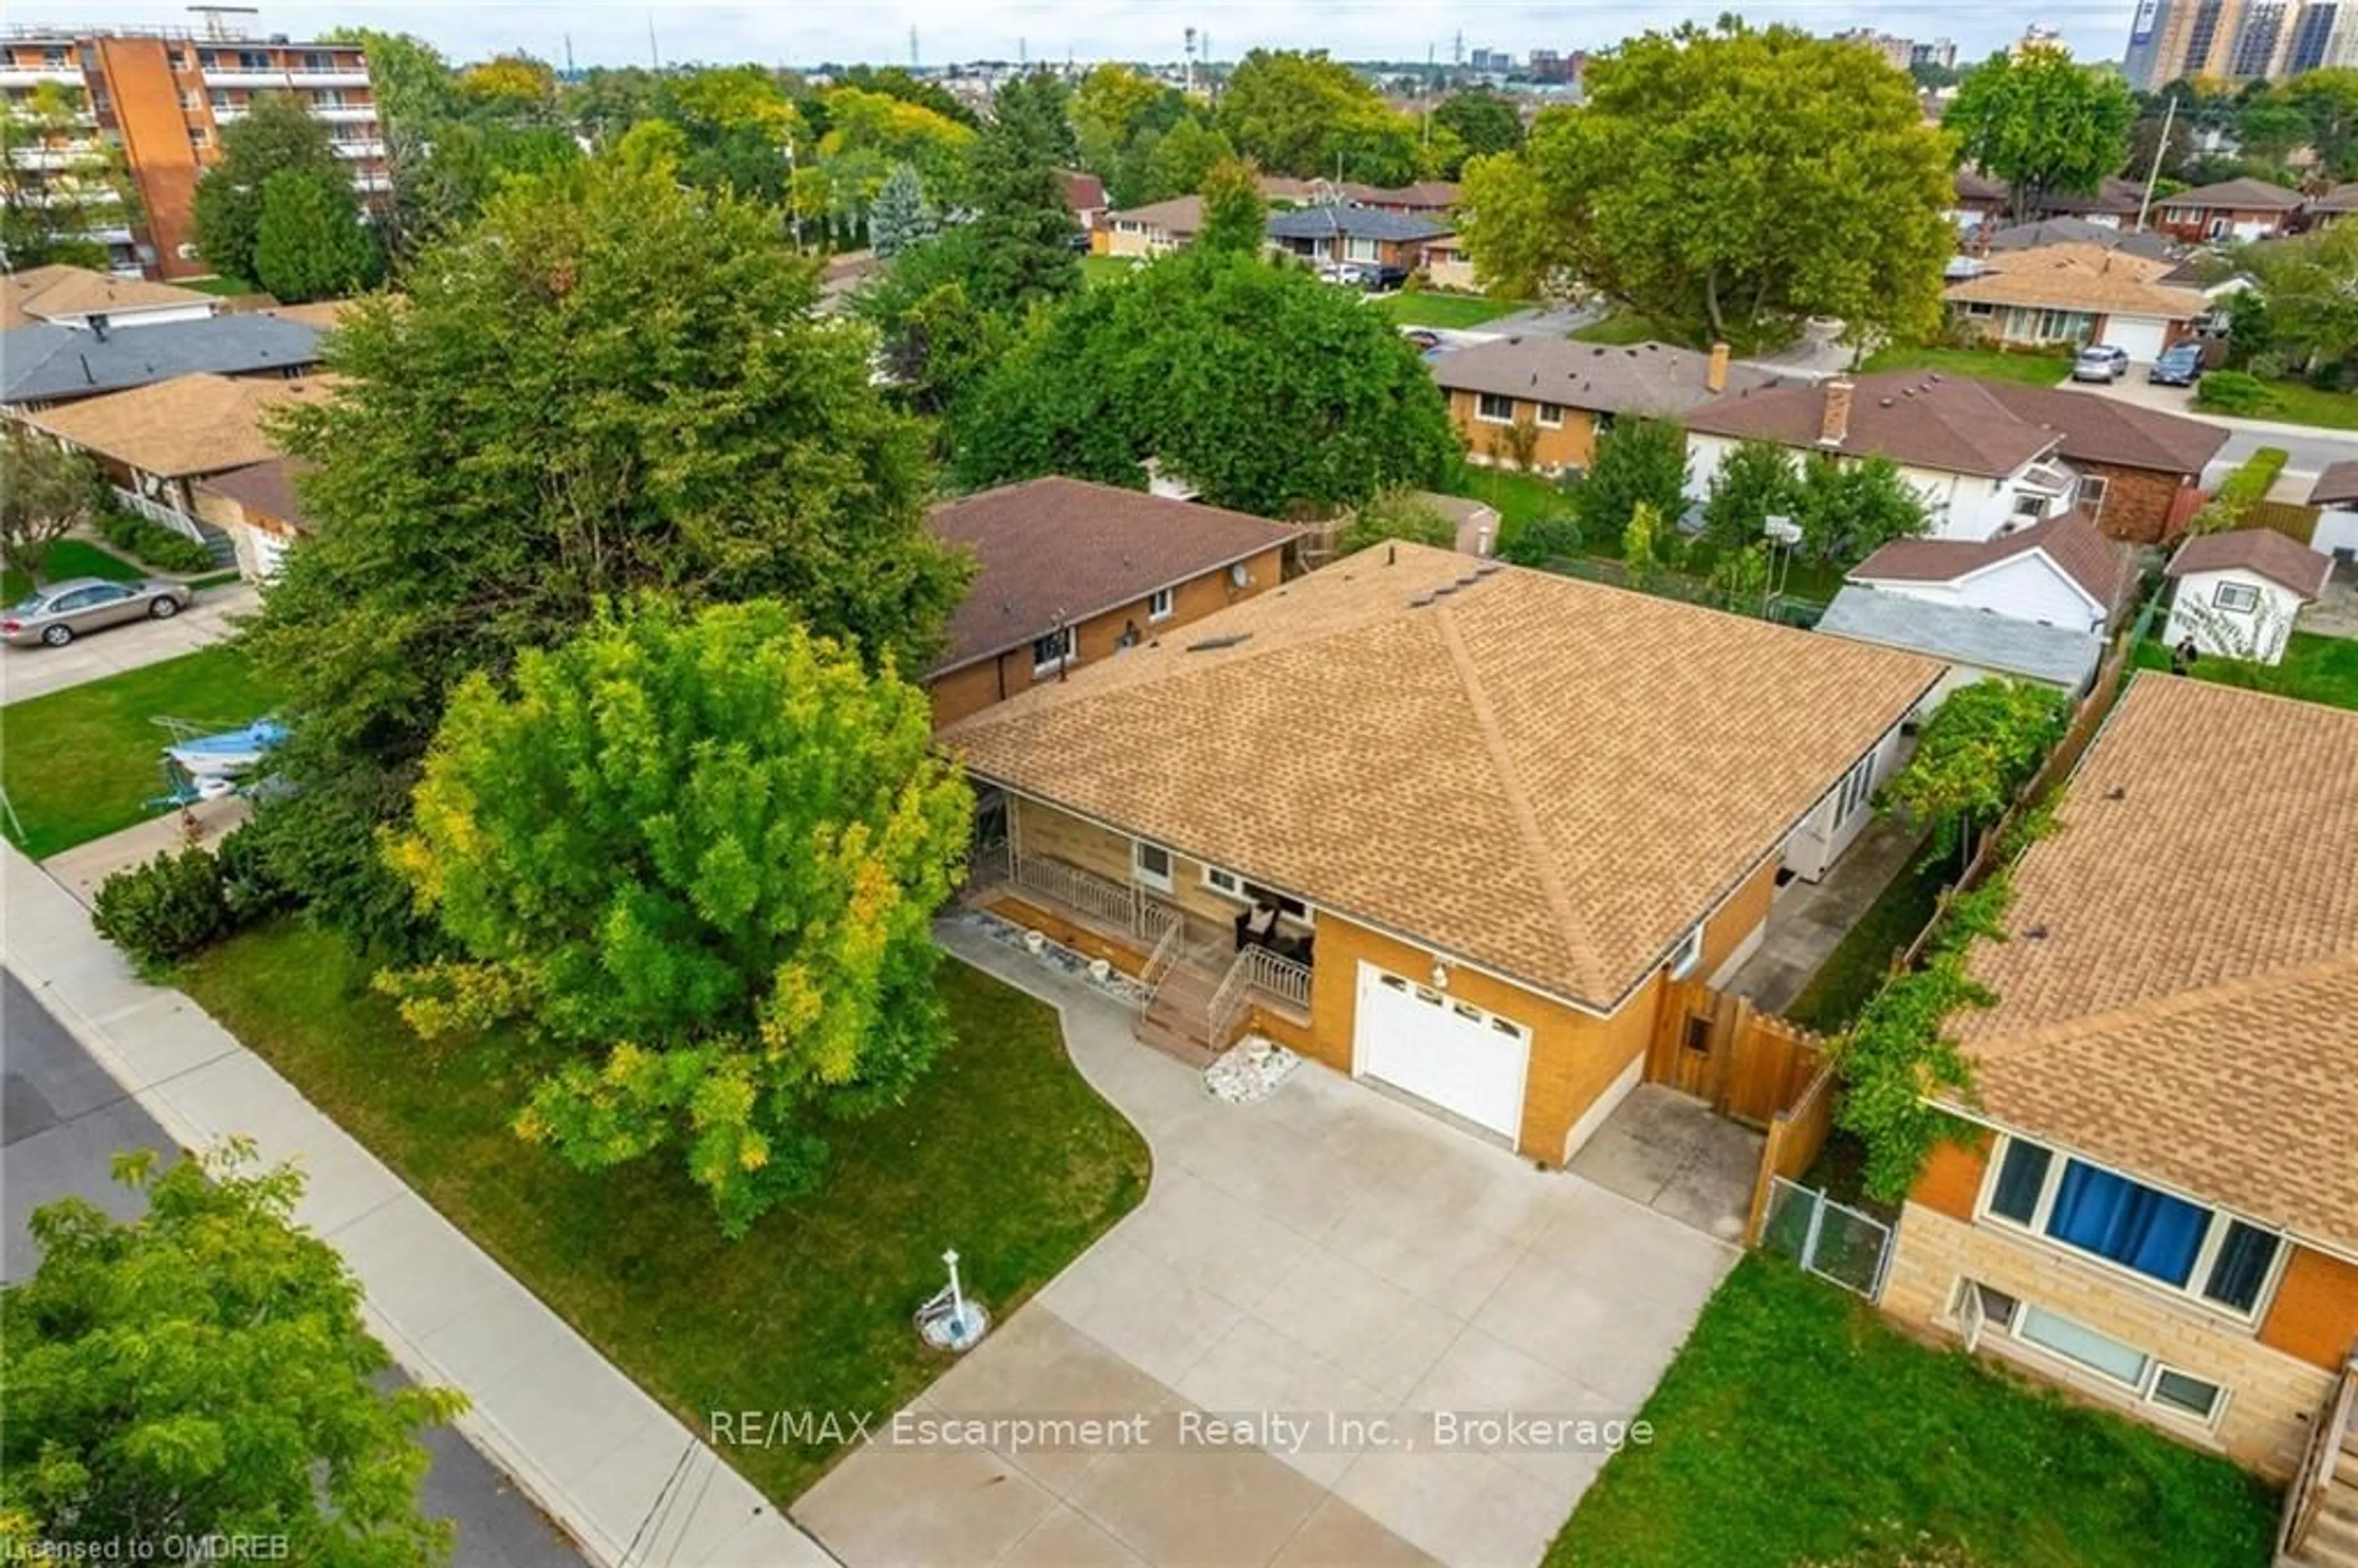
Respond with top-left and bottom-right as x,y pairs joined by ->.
1354,964 -> 1531,1139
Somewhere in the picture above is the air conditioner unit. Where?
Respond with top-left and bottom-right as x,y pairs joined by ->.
1228,562 -> 1252,588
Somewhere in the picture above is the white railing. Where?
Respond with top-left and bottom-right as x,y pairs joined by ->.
1137,920 -> 1184,1014
110,486 -> 203,542
1207,944 -> 1313,1050
1009,850 -> 1137,933
2282,1353 -> 2357,1561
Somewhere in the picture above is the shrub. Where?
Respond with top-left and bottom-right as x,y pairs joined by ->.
1498,510 -> 1584,566
2193,370 -> 2276,416
215,824 -> 294,923
97,508 -> 216,573
2190,444 -> 2290,533
93,844 -> 233,972
2247,350 -> 2288,382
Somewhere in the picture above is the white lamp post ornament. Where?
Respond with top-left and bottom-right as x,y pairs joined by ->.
917,1247 -> 990,1352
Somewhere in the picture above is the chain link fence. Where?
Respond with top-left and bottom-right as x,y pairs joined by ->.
1759,1177 -> 1894,1299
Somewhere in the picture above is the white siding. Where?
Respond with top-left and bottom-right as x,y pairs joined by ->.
2314,506 -> 2358,560
1856,553 -> 2105,633
1781,720 -> 1912,882
2162,567 -> 2304,665
1684,432 -> 2033,541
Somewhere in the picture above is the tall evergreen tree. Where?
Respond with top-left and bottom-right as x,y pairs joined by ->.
252,169 -> 383,301
962,71 -> 1081,313
866,161 -> 937,257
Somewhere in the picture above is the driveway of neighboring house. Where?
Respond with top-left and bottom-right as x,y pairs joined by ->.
1,580 -> 257,705
795,925 -> 1738,1568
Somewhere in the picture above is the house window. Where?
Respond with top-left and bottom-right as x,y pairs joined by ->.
2010,489 -> 2047,520
1345,236 -> 1380,262
1132,840 -> 1173,893
2152,1368 -> 2224,1421
1832,753 -> 1876,827
2017,1303 -> 2151,1387
1201,864 -> 1312,923
1030,626 -> 1073,675
2077,475 -> 2109,516
1665,924 -> 1702,979
1982,1135 -> 2283,1316
1146,586 -> 1173,622
2212,581 -> 2260,613
1535,402 -> 1566,429
1475,392 -> 1516,424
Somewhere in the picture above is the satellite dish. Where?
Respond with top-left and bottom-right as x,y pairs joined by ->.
1229,562 -> 1252,588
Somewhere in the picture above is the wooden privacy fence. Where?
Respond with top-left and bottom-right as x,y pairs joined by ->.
1645,977 -> 1824,1129
1743,1058 -> 1840,1245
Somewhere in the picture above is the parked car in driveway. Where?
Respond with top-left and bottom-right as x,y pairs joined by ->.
2147,342 -> 2205,386
2072,344 -> 2131,383
2,576 -> 191,647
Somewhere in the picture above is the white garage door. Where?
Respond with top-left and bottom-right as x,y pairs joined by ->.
1353,964 -> 1531,1139
2107,316 -> 2169,363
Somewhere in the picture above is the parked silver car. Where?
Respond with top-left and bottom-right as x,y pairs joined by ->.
1,576 -> 192,648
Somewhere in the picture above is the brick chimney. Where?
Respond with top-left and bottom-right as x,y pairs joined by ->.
1819,378 -> 1854,447
1706,341 -> 1730,394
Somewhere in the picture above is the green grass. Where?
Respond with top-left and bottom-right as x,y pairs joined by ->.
1782,849 -> 1947,1035
1451,467 -> 1573,531
182,274 -> 260,297
1547,1256 -> 2279,1568
1082,252 -> 1144,288
180,921 -> 1150,1505
188,570 -> 244,591
1570,311 -> 1668,346
3,539 -> 145,602
2134,633 -> 2358,710
1,645 -> 285,858
2220,378 -> 2358,430
1371,291 -> 1522,329
1858,344 -> 2071,387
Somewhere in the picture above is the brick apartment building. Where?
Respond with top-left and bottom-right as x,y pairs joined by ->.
2,25 -> 384,281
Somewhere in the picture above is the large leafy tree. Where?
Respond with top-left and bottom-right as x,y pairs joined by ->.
1197,156 -> 1267,254
952,248 -> 1457,516
383,600 -> 971,1235
1218,49 -> 1422,184
0,427 -> 101,581
1796,454 -> 1931,567
1,82 -> 142,269
963,71 -> 1082,314
1,1146 -> 462,1561
244,159 -> 965,949
252,169 -> 383,301
1881,678 -> 2068,868
1458,21 -> 1954,351
1701,438 -> 1804,553
1137,116 -> 1234,205
192,89 -> 347,284
2238,215 -> 2358,369
1945,45 -> 2135,224
798,86 -> 973,249
2285,69 -> 2358,177
1431,89 -> 1523,176
1570,417 -> 1691,551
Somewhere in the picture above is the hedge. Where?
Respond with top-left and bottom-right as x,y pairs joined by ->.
96,508 -> 216,574
2190,445 -> 2289,534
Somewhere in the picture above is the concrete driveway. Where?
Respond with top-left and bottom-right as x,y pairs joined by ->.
795,928 -> 1736,1568
1,580 -> 257,705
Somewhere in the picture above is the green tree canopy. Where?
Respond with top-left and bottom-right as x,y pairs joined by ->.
962,72 -> 1083,313
2238,219 -> 2358,368
1945,46 -> 2136,223
1794,453 -> 1931,567
244,159 -> 965,950
1701,438 -> 1804,553
1,83 -> 142,269
1336,487 -> 1457,554
867,160 -> 936,257
952,248 -> 1457,516
192,90 -> 346,283
854,227 -> 1013,421
1137,115 -> 1234,205
252,168 -> 383,301
383,600 -> 971,1234
1196,155 -> 1267,254
1430,88 -> 1523,176
2284,68 -> 2358,176
1,1146 -> 462,1561
1458,20 -> 1954,351
1881,677 -> 2068,867
1570,417 -> 1691,550
1218,49 -> 1421,183
1,426 -> 101,581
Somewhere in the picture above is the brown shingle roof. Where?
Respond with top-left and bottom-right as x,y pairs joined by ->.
1951,678 -> 2358,1251
2162,176 -> 2304,212
1432,338 -> 1782,419
1945,243 -> 2206,320
1684,372 -> 2061,478
1850,510 -> 2128,611
2165,529 -> 2332,598
25,372 -> 339,478
1,264 -> 214,328
196,456 -> 315,530
1977,382 -> 2227,476
943,543 -> 1943,1011
1105,195 -> 1204,236
928,478 -> 1298,677
2309,460 -> 2358,505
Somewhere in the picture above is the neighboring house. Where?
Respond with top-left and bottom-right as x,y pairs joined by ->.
923,477 -> 1296,727
2162,529 -> 2332,665
1815,585 -> 2104,701
943,542 -> 1943,1161
1344,180 -> 1460,217
1950,171 -> 2143,231
2303,462 -> 2358,561
1683,373 -> 2224,545
1263,206 -> 1452,273
1420,235 -> 1477,291
1982,217 -> 2175,258
2149,177 -> 2303,243
193,455 -> 314,582
23,371 -> 337,556
1060,171 -> 1108,231
1094,195 -> 1202,257
1848,510 -> 2131,635
0,314 -> 322,411
2305,180 -> 2358,226
1944,243 -> 2206,363
0,265 -> 219,330
1881,676 -> 2358,1483
1435,338 -> 1776,473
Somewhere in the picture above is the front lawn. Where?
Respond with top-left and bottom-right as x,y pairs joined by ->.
1,645 -> 285,858
1548,1256 -> 2278,1568
2133,634 -> 2358,710
179,921 -> 1151,1505
1782,849 -> 1946,1035
1371,291 -> 1522,329
2199,376 -> 2358,431
2,539 -> 144,602
1570,311 -> 1670,346
182,274 -> 260,297
1859,344 -> 2070,388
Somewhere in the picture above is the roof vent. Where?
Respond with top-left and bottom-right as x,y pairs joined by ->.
1431,582 -> 1458,597
2103,784 -> 2128,801
1186,632 -> 1253,651
1455,572 -> 1480,586
1473,562 -> 1503,576
2024,923 -> 2050,941
1407,592 -> 1437,608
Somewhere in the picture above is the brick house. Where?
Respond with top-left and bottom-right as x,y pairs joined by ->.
1263,206 -> 1452,274
1975,382 -> 2227,545
1881,677 -> 2358,1482
943,543 -> 1941,1165
1944,242 -> 2207,364
193,455 -> 314,582
2149,177 -> 2305,243
1433,338 -> 1779,473
922,478 -> 1296,728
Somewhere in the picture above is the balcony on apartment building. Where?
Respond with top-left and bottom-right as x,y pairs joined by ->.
7,140 -> 103,169
198,61 -> 370,90
0,64 -> 84,88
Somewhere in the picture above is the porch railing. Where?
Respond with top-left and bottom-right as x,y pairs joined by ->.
1207,944 -> 1313,1052
2281,1351 -> 2357,1562
1001,848 -> 1184,946
1137,919 -> 1185,1014
110,485 -> 204,542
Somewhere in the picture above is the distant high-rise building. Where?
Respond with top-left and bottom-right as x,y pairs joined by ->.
2126,0 -> 2353,86
1910,38 -> 1960,69
1836,28 -> 1918,69
1467,47 -> 1511,72
1,25 -> 384,281
2011,23 -> 2068,57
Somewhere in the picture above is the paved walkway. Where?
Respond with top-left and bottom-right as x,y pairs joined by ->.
794,923 -> 1735,1568
1719,814 -> 1923,1015
2,970 -> 586,1567
1,581 -> 257,705
1,843 -> 831,1568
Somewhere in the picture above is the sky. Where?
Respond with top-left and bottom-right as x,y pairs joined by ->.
18,0 -> 2144,71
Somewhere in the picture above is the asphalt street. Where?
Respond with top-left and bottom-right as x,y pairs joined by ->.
2,968 -> 588,1568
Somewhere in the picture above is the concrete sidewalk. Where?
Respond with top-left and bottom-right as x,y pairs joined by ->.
1,843 -> 832,1568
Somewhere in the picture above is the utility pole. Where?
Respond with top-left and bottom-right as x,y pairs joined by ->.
2137,91 -> 2177,233
1184,27 -> 1197,95
909,25 -> 919,69
645,10 -> 660,69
